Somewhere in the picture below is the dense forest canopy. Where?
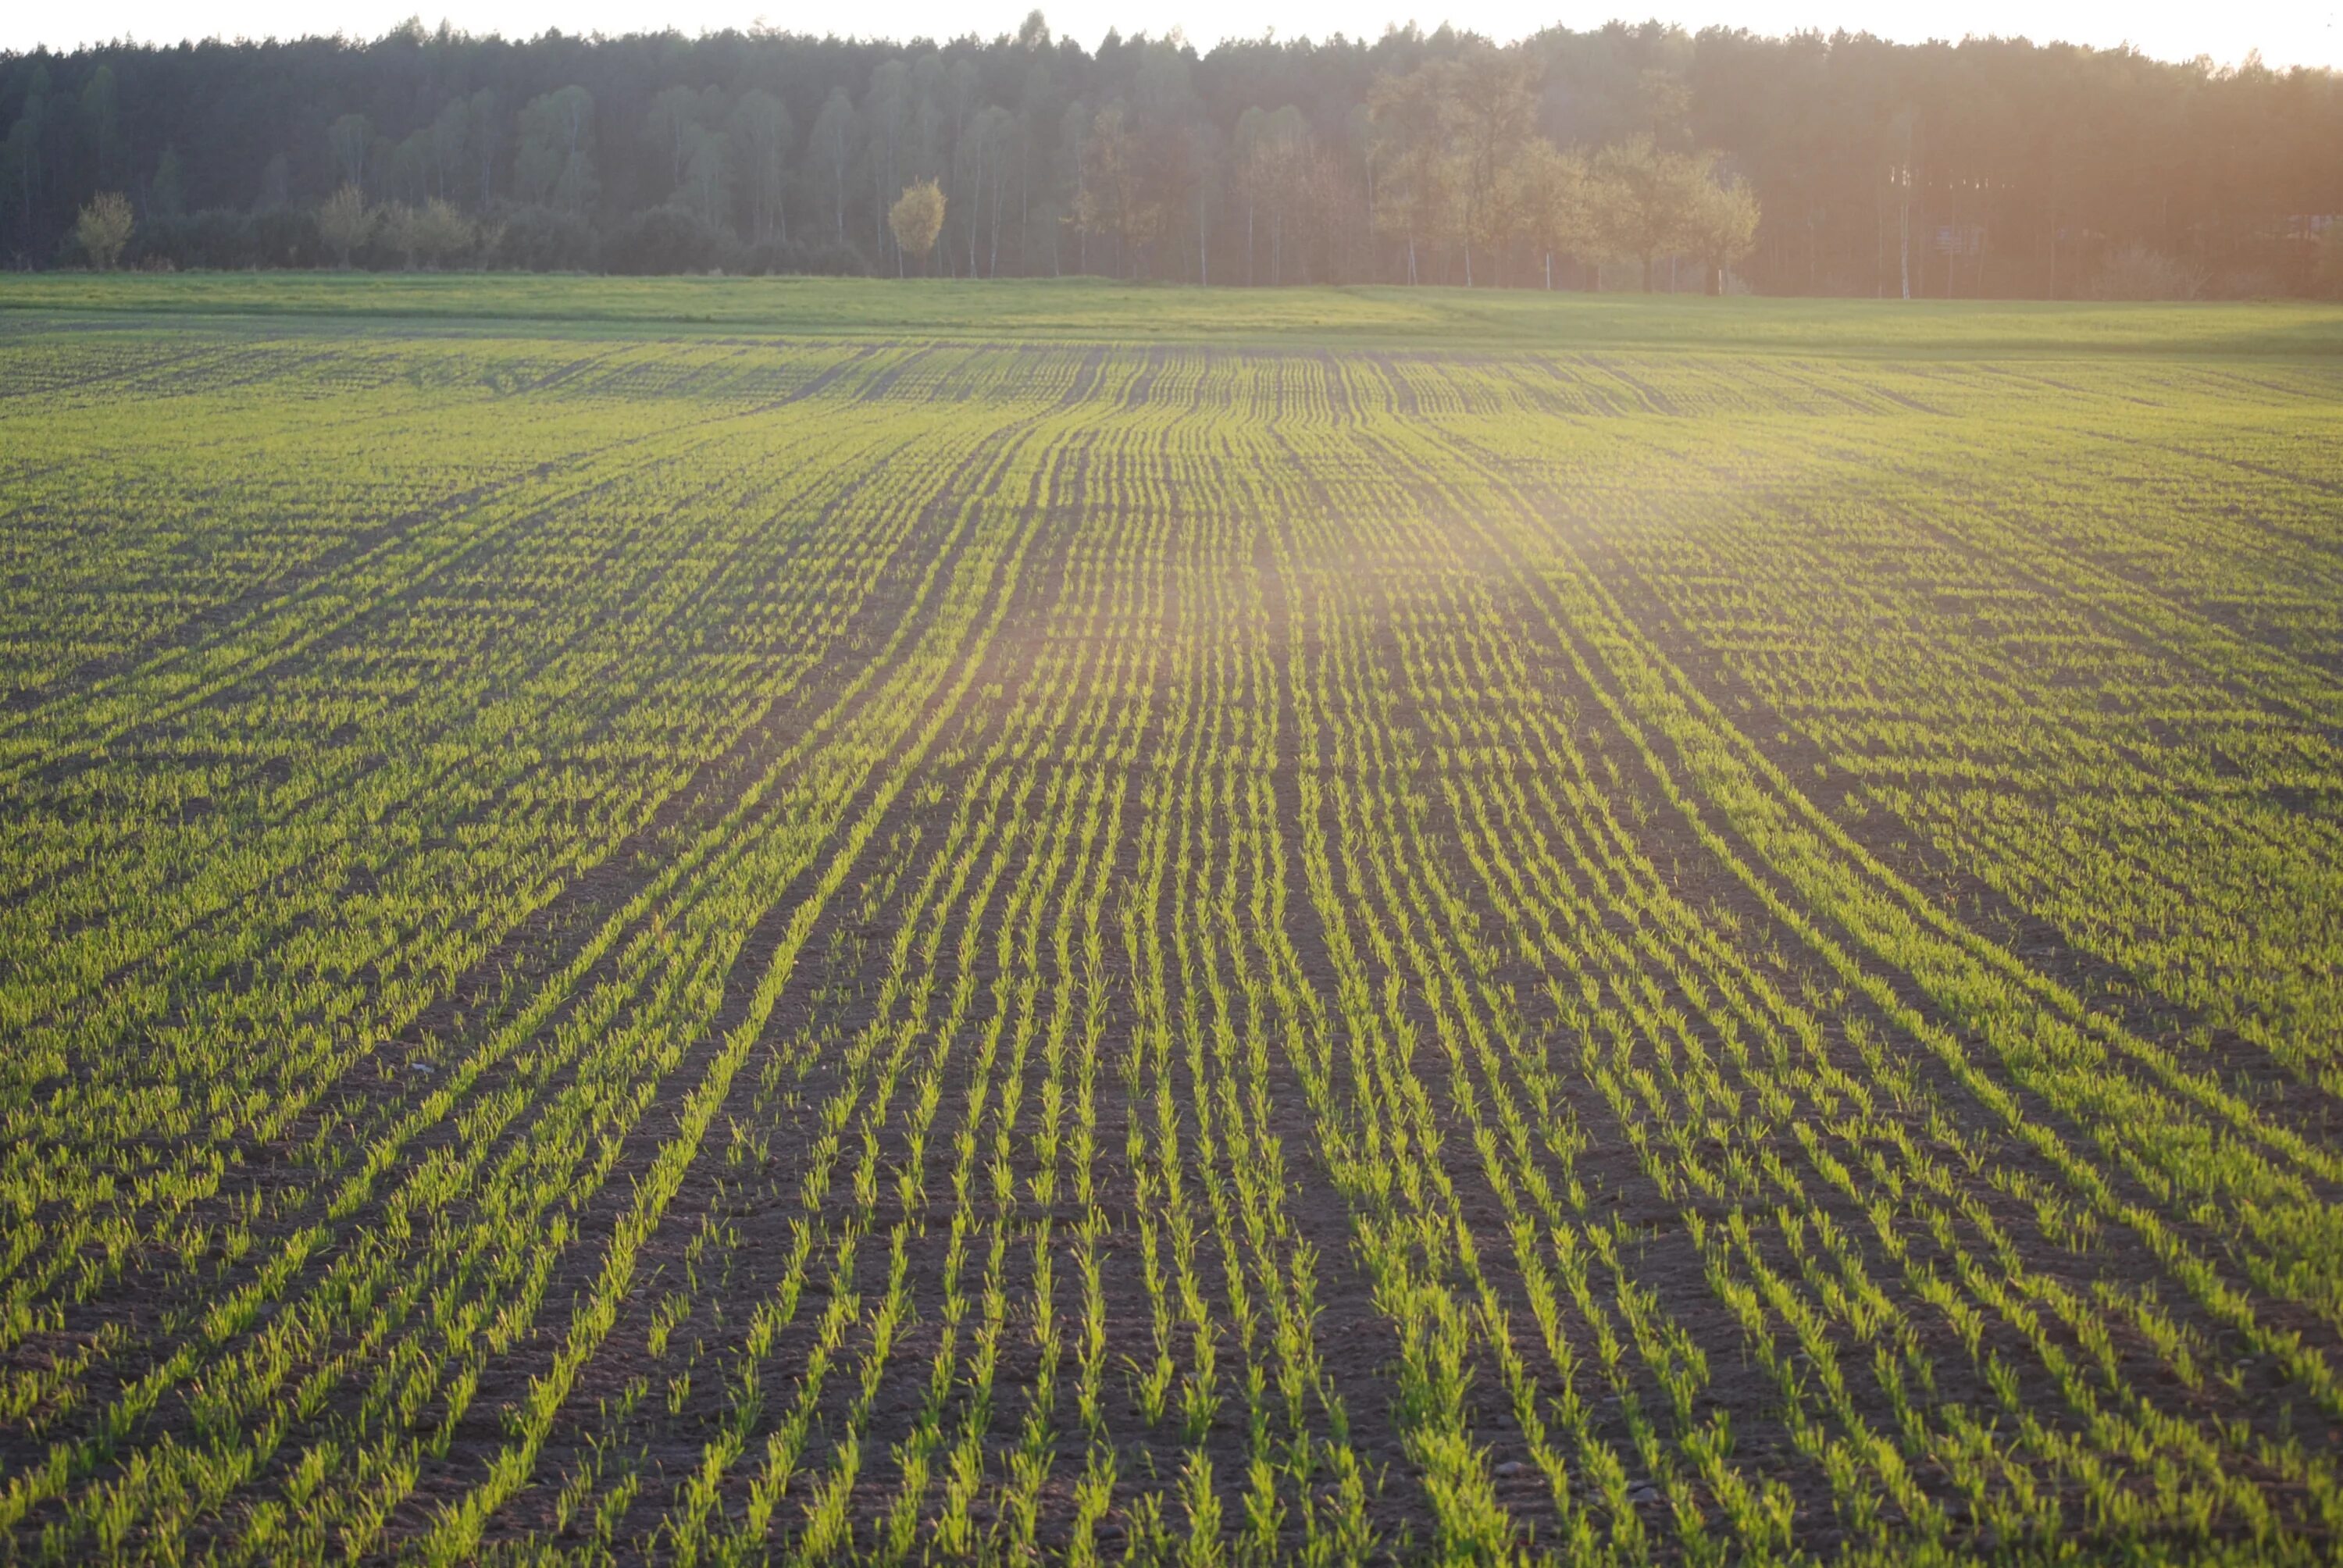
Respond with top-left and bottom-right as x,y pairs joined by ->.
5,12 -> 2339,294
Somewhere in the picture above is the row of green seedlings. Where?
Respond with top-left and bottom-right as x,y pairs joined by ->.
1351,430 -> 2010,1554
0,352 -> 674,722
1425,611 -> 2306,1556
1380,404 -> 2343,1347
1232,447 -> 1560,1561
0,403 -> 956,1490
1284,412 -> 2324,1556
0,394 -> 932,1382
0,354 -> 908,1070
408,404 -> 1073,1566
1378,422 -> 2343,1546
1275,479 -> 1775,1566
0,347 -> 886,793
0,405 -> 953,1486
1842,418 -> 2343,1096
1396,408 -> 2334,1490
618,412 -> 1382,1566
804,406 -> 1359,1566
1116,514 -> 1378,1568
485,404 -> 1132,1560
0,330 -> 931,730
576,497 -> 1137,1563
0,387 -> 918,1117
1508,440 -> 2343,1365
564,424 -> 1176,1562
1643,413 -> 2343,1092
9,406 -> 1056,1562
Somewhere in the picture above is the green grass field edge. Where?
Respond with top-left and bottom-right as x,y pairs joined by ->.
6,271 -> 2343,356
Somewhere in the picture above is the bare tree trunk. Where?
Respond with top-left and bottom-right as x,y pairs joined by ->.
1899,185 -> 1911,300
1945,187 -> 1956,298
2048,193 -> 2058,299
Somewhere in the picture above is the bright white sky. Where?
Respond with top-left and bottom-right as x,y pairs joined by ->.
2,0 -> 2333,69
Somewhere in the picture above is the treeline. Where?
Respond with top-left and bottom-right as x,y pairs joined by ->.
6,12 -> 2341,295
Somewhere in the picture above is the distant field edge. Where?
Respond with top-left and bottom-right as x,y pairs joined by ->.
5,273 -> 2342,357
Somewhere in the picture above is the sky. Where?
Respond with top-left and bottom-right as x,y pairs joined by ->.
2,0 -> 2333,69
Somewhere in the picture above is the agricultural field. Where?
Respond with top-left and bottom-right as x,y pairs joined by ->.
1,276 -> 2340,1566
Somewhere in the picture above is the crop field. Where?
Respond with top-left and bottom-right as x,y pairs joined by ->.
2,278 -> 2341,1566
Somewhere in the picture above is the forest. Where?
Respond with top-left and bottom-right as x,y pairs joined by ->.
5,12 -> 2341,294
